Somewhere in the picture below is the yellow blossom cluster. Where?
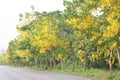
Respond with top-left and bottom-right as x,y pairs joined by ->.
66,18 -> 80,26
16,49 -> 30,58
103,20 -> 119,38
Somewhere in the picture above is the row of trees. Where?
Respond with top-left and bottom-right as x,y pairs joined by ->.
0,0 -> 120,73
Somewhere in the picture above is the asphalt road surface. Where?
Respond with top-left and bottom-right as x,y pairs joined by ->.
0,65 -> 93,80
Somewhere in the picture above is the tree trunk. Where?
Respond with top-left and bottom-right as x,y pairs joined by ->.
40,60 -> 43,69
50,59 -> 52,69
72,62 -> 75,71
45,59 -> 48,70
116,48 -> 120,67
109,49 -> 113,73
83,54 -> 87,72
53,59 -> 56,68
61,60 -> 64,70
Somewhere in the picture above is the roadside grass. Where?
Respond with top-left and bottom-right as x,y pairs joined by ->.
50,67 -> 120,80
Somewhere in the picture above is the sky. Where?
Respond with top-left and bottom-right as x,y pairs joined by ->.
0,0 -> 65,52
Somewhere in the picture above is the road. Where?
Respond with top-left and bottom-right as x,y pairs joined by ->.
0,65 -> 93,80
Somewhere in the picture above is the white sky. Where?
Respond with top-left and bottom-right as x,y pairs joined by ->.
0,0 -> 65,51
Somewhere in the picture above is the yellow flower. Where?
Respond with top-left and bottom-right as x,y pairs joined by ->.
58,54 -> 62,59
40,48 -> 46,54
111,42 -> 117,48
